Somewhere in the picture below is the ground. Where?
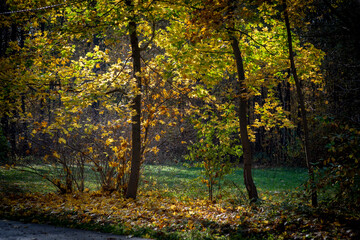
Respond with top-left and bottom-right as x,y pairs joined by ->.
0,219 -> 150,240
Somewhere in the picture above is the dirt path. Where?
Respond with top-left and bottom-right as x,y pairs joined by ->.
0,219 -> 150,240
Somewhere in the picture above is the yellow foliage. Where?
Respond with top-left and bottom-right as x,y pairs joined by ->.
58,138 -> 66,144
109,161 -> 119,168
53,151 -> 61,159
106,138 -> 114,146
88,147 -> 93,153
151,146 -> 159,155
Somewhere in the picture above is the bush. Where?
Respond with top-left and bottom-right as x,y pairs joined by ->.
316,118 -> 360,210
186,105 -> 242,201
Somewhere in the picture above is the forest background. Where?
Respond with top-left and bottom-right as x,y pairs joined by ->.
0,0 -> 359,239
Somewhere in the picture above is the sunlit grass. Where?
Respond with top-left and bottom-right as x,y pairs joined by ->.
140,164 -> 308,202
1,163 -> 308,202
0,164 -> 99,194
0,165 -> 54,193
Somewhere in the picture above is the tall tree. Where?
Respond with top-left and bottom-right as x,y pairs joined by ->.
125,0 -> 142,199
171,0 -> 261,202
282,0 -> 317,207
231,35 -> 259,202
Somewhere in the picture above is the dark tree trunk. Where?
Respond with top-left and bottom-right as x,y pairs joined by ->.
283,0 -> 317,207
125,0 -> 142,199
231,36 -> 259,203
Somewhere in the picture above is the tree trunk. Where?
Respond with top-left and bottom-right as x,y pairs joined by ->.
283,0 -> 317,207
125,0 -> 142,199
231,36 -> 259,203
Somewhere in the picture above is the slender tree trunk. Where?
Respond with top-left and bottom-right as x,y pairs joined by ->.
231,36 -> 259,203
283,0 -> 317,207
125,0 -> 142,199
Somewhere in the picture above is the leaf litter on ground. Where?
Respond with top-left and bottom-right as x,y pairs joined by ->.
0,189 -> 358,239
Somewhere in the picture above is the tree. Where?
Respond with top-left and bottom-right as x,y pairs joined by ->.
125,0 -> 142,199
282,0 -> 318,207
230,35 -> 259,202
0,0 -> 169,197
168,0 -> 324,202
165,0 -> 262,201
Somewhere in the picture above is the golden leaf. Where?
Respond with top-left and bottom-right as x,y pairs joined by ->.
88,147 -> 93,153
106,138 -> 114,146
58,138 -> 66,144
53,151 -> 61,159
109,161 -> 119,168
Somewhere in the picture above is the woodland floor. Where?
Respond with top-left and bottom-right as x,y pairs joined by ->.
0,190 -> 359,239
0,166 -> 359,239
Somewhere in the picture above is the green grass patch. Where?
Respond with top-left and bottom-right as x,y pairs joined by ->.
1,164 -> 308,199
0,166 -> 54,193
0,164 -> 99,193
139,164 -> 308,201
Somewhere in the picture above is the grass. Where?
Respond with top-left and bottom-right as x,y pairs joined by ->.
140,164 -> 308,201
0,165 -> 53,193
0,163 -> 308,199
0,164 -> 99,194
